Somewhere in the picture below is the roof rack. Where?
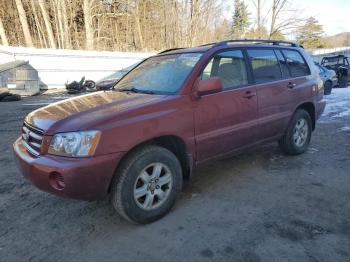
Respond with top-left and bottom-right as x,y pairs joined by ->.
198,42 -> 217,47
158,47 -> 185,54
213,39 -> 301,48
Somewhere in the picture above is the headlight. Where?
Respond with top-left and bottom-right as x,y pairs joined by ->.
48,131 -> 101,157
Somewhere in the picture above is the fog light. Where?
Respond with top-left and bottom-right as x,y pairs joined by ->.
49,172 -> 65,190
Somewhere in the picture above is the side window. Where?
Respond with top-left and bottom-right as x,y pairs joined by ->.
247,49 -> 282,84
282,50 -> 310,77
275,50 -> 290,78
201,50 -> 248,89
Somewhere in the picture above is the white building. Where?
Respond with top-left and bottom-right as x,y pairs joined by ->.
311,46 -> 350,63
0,46 -> 153,89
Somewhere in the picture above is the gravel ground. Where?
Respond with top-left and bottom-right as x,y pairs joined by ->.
0,90 -> 350,262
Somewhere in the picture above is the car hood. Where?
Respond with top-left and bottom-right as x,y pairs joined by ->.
25,91 -> 166,133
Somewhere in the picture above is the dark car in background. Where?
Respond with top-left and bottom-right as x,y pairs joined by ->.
315,63 -> 337,95
96,62 -> 142,90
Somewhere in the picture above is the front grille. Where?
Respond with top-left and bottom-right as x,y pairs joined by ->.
22,122 -> 43,157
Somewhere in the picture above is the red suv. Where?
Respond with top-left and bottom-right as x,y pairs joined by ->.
13,40 -> 326,224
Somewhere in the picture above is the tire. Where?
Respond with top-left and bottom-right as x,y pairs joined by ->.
339,75 -> 348,88
111,145 -> 183,224
278,109 -> 312,155
0,92 -> 11,101
324,81 -> 332,95
0,94 -> 21,102
84,80 -> 96,90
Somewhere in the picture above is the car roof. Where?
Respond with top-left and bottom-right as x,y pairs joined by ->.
159,39 -> 301,55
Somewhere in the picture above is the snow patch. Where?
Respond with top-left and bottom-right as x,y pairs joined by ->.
340,126 -> 350,132
320,87 -> 350,122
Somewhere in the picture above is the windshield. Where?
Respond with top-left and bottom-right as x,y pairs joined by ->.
115,53 -> 202,94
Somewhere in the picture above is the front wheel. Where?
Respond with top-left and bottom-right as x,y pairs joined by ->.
278,109 -> 312,155
111,146 -> 183,224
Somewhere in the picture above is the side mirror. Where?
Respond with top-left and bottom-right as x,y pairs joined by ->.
197,77 -> 223,96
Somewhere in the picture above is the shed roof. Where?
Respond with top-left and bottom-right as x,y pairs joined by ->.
0,60 -> 28,73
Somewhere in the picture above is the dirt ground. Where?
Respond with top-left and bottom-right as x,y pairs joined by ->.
0,90 -> 349,262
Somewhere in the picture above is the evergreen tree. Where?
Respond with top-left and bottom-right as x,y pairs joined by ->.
297,17 -> 326,49
231,0 -> 250,38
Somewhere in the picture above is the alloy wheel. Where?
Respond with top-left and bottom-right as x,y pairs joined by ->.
133,163 -> 173,210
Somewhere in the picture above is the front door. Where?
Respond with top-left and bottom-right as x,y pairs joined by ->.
194,50 -> 258,162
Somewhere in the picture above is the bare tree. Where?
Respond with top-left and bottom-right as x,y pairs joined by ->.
0,15 -> 8,46
14,0 -> 34,47
1,0 -> 230,51
269,0 -> 304,38
60,0 -> 72,49
133,1 -> 144,50
83,0 -> 94,50
38,0 -> 57,48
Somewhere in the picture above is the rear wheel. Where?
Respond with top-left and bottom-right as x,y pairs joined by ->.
279,109 -> 312,155
111,145 -> 183,224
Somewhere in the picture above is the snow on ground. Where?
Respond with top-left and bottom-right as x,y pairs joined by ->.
320,87 -> 350,122
339,126 -> 350,132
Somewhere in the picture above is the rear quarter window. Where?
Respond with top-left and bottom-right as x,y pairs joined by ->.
282,50 -> 310,77
247,49 -> 282,84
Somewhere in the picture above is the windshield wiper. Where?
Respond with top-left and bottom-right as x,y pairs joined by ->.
118,87 -> 155,94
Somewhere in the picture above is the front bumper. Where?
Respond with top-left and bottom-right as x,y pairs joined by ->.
13,137 -> 123,200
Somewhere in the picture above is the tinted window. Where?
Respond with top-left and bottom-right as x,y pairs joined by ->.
282,50 -> 310,77
275,50 -> 290,78
247,49 -> 282,84
202,50 -> 248,89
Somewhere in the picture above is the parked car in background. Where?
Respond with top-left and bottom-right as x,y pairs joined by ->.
96,62 -> 142,91
314,63 -> 337,95
13,39 -> 325,224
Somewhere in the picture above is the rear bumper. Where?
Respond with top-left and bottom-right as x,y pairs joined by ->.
13,137 -> 123,200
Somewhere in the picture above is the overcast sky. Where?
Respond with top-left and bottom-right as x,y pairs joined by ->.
223,0 -> 350,37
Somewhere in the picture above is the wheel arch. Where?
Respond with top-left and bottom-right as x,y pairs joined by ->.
296,102 -> 315,130
108,135 -> 192,194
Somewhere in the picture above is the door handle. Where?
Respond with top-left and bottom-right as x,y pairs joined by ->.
287,82 -> 296,88
243,91 -> 256,99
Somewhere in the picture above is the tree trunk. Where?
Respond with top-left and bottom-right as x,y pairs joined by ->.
60,0 -> 72,49
257,0 -> 261,29
54,0 -> 64,48
38,0 -> 56,48
133,3 -> 144,50
83,0 -> 94,50
30,0 -> 48,48
0,16 -> 8,46
14,0 -> 34,47
190,0 -> 199,46
270,0 -> 277,39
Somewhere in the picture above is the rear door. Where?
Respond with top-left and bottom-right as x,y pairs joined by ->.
194,50 -> 258,162
246,48 -> 312,141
